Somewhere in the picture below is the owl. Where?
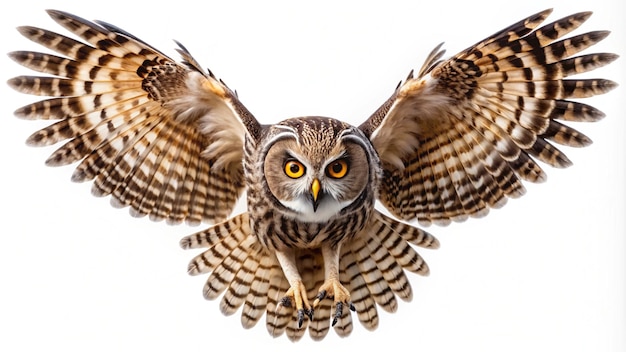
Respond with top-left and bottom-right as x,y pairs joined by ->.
8,8 -> 617,341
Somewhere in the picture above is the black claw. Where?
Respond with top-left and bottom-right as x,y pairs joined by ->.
332,302 -> 343,327
280,296 -> 292,308
297,309 -> 304,328
349,302 -> 356,312
297,308 -> 315,328
315,290 -> 327,301
306,308 -> 314,322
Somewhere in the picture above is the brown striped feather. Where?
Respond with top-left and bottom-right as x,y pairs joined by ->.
240,255 -> 273,329
340,249 -> 379,330
8,10 -> 258,224
265,265 -> 291,338
365,10 -> 616,224
363,221 -> 414,300
8,8 -> 618,343
332,299 -> 353,337
299,251 -> 331,340
219,251 -> 261,316
179,211 -> 438,339
348,234 -> 398,313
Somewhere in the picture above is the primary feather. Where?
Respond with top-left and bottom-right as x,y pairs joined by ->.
361,9 -> 617,226
8,8 -> 616,341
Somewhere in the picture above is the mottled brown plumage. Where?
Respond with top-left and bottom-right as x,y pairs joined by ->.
8,8 -> 617,341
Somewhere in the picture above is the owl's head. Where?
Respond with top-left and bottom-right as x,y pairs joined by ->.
262,117 -> 375,223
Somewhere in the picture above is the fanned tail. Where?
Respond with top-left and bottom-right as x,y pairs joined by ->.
180,210 -> 438,341
340,211 -> 438,330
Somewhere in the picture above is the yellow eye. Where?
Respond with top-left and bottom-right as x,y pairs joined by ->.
326,160 -> 349,179
284,160 -> 305,179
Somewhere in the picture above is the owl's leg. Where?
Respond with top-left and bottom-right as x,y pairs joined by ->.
275,249 -> 314,328
313,243 -> 355,326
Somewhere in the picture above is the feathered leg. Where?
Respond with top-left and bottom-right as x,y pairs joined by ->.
313,244 -> 356,327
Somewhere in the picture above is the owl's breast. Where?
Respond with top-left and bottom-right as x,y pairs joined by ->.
250,205 -> 372,251
243,117 -> 380,251
248,163 -> 376,251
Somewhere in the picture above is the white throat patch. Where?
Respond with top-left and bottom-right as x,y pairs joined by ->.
280,196 -> 352,223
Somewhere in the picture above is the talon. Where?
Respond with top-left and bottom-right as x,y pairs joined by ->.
297,309 -> 305,328
306,308 -> 314,322
279,296 -> 292,308
296,308 -> 315,328
278,280 -> 312,329
314,277 -> 354,327
332,302 -> 343,327
313,290 -> 327,307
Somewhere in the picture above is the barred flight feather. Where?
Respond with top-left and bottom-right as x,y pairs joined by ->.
9,8 -> 616,343
363,9 -> 617,225
8,10 -> 257,224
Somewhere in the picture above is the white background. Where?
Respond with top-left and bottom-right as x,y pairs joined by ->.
0,1 -> 624,351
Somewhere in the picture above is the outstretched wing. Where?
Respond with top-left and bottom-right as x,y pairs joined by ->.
359,9 -> 618,226
8,10 -> 261,225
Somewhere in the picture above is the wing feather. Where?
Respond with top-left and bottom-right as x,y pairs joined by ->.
8,9 -> 260,224
362,9 -> 617,223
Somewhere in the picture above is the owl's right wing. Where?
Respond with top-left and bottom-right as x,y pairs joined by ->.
9,10 -> 261,225
359,9 -> 618,226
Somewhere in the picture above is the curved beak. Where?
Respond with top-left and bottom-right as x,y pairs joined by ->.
310,178 -> 321,212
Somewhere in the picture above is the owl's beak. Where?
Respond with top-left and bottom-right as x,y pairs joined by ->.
311,178 -> 321,212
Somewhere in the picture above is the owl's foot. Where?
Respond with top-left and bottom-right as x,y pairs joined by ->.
313,278 -> 355,326
278,280 -> 314,328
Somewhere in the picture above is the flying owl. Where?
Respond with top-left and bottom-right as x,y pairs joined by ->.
8,9 -> 617,341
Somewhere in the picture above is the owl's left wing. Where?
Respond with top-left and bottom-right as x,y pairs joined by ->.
9,10 -> 261,225
359,9 -> 617,226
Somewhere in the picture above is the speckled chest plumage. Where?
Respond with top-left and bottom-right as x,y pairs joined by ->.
243,117 -> 380,251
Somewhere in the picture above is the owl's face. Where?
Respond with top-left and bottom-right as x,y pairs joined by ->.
262,118 -> 371,223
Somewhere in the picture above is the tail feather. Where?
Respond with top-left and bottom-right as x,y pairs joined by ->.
362,223 -> 413,301
340,211 -> 439,314
219,252 -> 260,316
180,210 -> 437,340
203,236 -> 255,300
265,265 -> 291,338
374,212 -> 435,276
299,251 -> 331,340
240,255 -> 273,329
349,234 -> 399,313
332,300 -> 354,337
340,248 -> 379,331
181,213 -> 251,274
